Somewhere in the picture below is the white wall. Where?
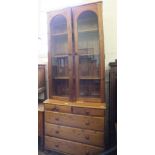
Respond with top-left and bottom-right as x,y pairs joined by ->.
38,0 -> 117,102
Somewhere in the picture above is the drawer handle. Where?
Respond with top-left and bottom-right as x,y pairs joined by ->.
55,144 -> 59,148
85,135 -> 90,140
51,107 -> 59,111
85,121 -> 90,126
55,130 -> 59,134
55,107 -> 59,111
51,106 -> 56,110
85,111 -> 90,115
55,118 -> 59,121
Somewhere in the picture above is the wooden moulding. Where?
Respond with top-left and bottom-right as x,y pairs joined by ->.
45,136 -> 104,155
45,123 -> 104,147
43,99 -> 106,110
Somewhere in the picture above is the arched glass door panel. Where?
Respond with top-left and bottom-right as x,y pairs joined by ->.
77,11 -> 100,99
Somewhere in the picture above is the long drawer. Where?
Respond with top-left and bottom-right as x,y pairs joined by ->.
45,111 -> 104,131
45,123 -> 104,147
45,136 -> 104,155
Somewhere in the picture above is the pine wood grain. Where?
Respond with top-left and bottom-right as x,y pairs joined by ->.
43,99 -> 106,110
45,111 -> 104,131
45,136 -> 104,155
45,123 -> 104,147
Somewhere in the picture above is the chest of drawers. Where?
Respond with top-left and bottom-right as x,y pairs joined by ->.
44,99 -> 106,155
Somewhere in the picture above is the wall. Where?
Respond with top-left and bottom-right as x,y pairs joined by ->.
38,0 -> 116,103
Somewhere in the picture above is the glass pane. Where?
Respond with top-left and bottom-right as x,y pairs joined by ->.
50,15 -> 69,97
51,15 -> 67,34
77,11 -> 100,99
78,32 -> 99,55
52,79 -> 69,96
52,56 -> 69,78
78,11 -> 98,31
78,11 -> 99,55
80,80 -> 100,98
50,15 -> 68,55
79,55 -> 99,77
51,35 -> 68,55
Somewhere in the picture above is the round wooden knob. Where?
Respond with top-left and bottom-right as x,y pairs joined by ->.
85,111 -> 90,115
85,135 -> 90,140
55,130 -> 59,134
55,144 -> 59,148
85,121 -> 90,126
55,107 -> 59,111
55,117 -> 59,121
52,105 -> 57,111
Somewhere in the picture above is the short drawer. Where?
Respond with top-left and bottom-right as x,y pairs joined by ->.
45,136 -> 104,155
45,123 -> 104,147
44,103 -> 71,113
45,111 -> 104,131
72,107 -> 105,117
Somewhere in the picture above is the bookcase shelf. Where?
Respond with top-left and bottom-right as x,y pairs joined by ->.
79,77 -> 100,80
53,77 -> 69,79
52,32 -> 67,37
78,28 -> 98,33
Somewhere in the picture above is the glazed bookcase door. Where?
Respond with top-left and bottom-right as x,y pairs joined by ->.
72,3 -> 105,102
47,8 -> 73,100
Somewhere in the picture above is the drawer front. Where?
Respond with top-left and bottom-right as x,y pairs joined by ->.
44,104 -> 71,113
72,107 -> 105,117
45,111 -> 104,131
45,136 -> 104,155
45,123 -> 104,147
